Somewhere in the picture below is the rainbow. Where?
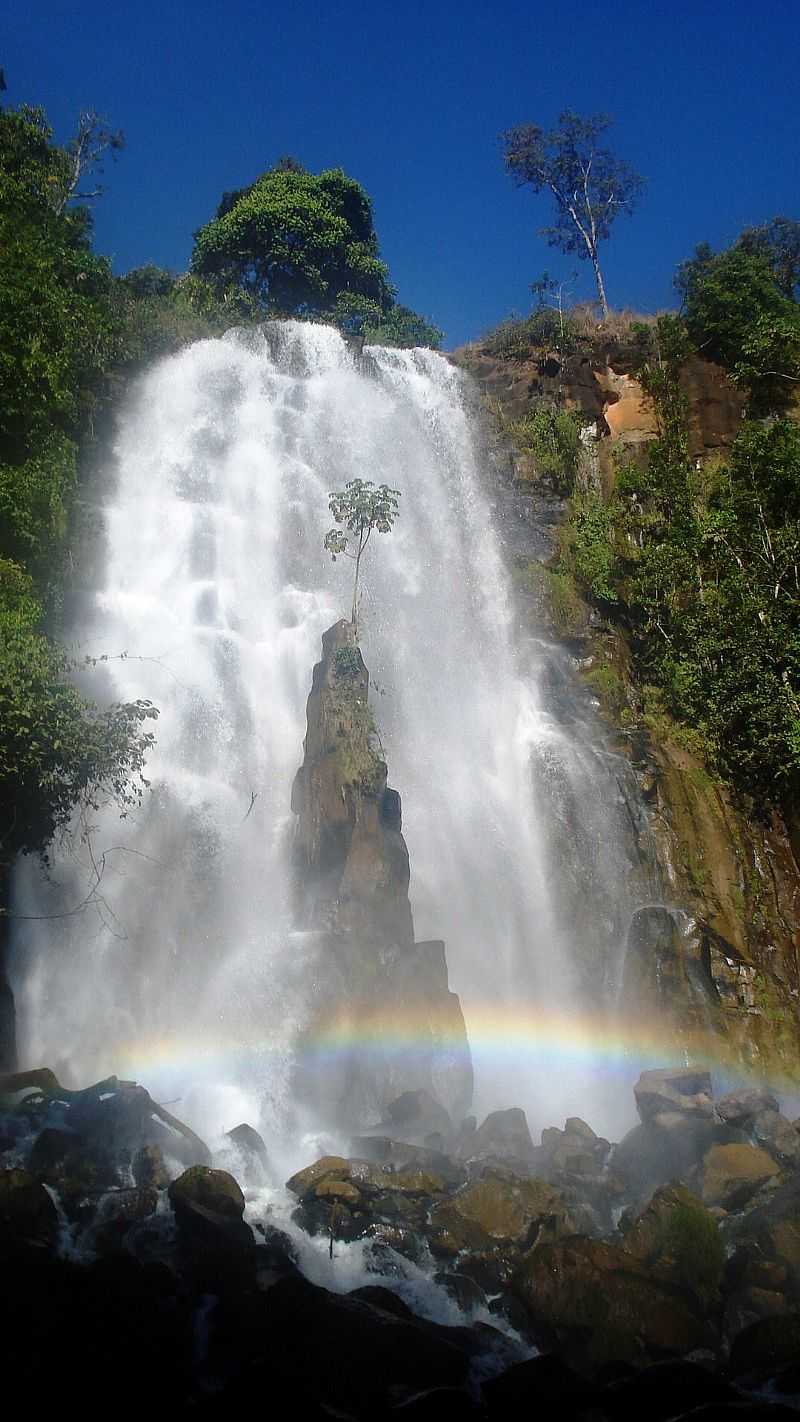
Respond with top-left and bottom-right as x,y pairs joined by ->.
107,1003 -> 800,1100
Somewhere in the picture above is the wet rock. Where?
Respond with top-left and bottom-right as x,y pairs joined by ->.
0,1067 -> 60,1103
434,1271 -> 487,1312
724,1175 -> 800,1292
751,1109 -> 800,1168
634,1067 -> 714,1125
468,1107 -> 535,1162
0,1167 -> 59,1255
724,1285 -> 790,1340
622,1182 -> 724,1306
91,1186 -> 159,1253
224,1122 -> 271,1186
286,1154 -> 351,1199
382,1088 -> 452,1141
729,1311 -> 800,1377
28,1124 -> 118,1220
482,1352 -> 596,1416
717,1087 -> 780,1126
430,1171 -> 574,1254
541,1116 -> 611,1175
132,1142 -> 169,1190
595,1358 -> 739,1420
349,1283 -> 416,1319
260,1272 -> 472,1414
701,1144 -> 781,1210
511,1235 -> 711,1368
350,1135 -> 466,1188
613,1115 -> 716,1201
168,1165 -> 254,1288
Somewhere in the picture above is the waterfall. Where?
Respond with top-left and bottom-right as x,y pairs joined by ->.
12,322 -> 647,1144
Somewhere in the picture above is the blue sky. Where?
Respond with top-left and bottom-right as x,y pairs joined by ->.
5,0 -> 799,346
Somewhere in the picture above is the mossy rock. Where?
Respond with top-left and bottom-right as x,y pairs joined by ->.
168,1165 -> 245,1220
431,1173 -> 573,1250
512,1235 -> 711,1367
622,1182 -> 724,1305
286,1156 -> 351,1201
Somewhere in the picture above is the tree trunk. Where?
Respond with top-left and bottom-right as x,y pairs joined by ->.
590,246 -> 610,318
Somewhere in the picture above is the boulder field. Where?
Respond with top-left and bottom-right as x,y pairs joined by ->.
3,1063 -> 800,1417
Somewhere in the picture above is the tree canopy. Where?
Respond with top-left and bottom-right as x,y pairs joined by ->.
190,162 -> 441,346
502,110 -> 644,317
191,164 -> 393,321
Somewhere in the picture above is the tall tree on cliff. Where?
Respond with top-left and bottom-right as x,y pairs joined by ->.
502,110 -> 644,318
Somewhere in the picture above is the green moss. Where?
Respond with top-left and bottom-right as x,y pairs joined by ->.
584,663 -> 628,722
657,1201 -> 725,1305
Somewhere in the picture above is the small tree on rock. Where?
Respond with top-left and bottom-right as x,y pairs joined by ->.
324,479 -> 400,635
502,110 -> 644,318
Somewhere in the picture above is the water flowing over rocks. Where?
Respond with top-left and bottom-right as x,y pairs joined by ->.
4,1060 -> 800,1416
289,620 -> 473,1130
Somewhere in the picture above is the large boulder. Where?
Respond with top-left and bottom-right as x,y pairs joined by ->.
613,1114 -> 715,1201
258,1272 -> 473,1414
468,1107 -> 535,1163
430,1172 -> 575,1255
511,1235 -> 711,1368
717,1087 -> 780,1126
622,1182 -> 724,1306
701,1144 -> 781,1210
633,1067 -> 714,1126
729,1312 -> 800,1378
168,1166 -> 254,1287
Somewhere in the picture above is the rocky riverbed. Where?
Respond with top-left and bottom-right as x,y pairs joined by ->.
3,1063 -> 800,1417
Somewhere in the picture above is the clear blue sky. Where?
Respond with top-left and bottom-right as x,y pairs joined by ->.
5,0 -> 799,346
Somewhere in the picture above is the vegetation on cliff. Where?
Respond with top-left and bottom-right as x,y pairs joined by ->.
0,103 -> 157,871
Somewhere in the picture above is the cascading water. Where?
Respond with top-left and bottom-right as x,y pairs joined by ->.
12,321 -> 649,1148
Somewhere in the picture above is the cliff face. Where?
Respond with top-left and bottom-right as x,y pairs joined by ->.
289,621 -> 473,1129
454,340 -> 800,1082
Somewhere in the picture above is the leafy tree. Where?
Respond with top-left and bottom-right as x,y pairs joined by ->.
739,216 -> 800,299
502,110 -> 644,317
0,99 -> 159,868
191,164 -> 393,318
676,241 -> 800,406
324,479 -> 400,634
363,303 -> 443,349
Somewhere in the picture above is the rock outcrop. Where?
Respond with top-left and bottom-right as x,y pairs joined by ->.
453,336 -> 800,1085
289,622 -> 472,1130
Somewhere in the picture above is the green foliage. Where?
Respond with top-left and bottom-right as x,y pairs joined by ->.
0,617 -> 158,857
738,217 -> 800,300
191,164 -> 393,318
563,312 -> 800,808
325,479 -> 401,629
658,1200 -> 725,1305
0,99 -> 160,861
564,491 -> 618,604
677,242 -> 800,406
363,303 -> 443,350
509,407 -> 585,493
482,307 -> 578,360
333,645 -> 362,680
